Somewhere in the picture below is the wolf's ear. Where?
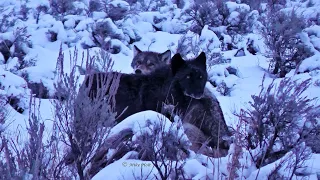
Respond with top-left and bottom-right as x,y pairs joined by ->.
133,45 -> 142,56
171,53 -> 185,75
159,50 -> 171,64
194,52 -> 206,68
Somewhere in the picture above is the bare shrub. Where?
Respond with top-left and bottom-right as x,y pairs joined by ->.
106,0 -> 130,21
0,12 -> 32,67
46,30 -> 58,42
0,40 -> 12,64
89,0 -> 105,12
1,27 -> 34,71
52,45 -> 121,179
93,19 -> 123,41
238,75 -> 320,170
260,142 -> 312,179
227,110 -> 245,180
176,33 -> 226,70
260,8 -> 312,77
304,125 -> 320,153
13,27 -> 34,70
216,81 -> 233,96
27,81 -> 51,99
175,34 -> 199,59
23,97 -> 45,179
87,113 -> 190,178
91,19 -> 125,52
134,0 -> 168,12
49,0 -> 86,17
0,8 -> 16,33
307,12 -> 320,26
131,118 -> 189,180
185,0 -> 253,38
0,94 -> 74,179
0,95 -> 7,126
184,0 -> 224,34
241,0 -> 267,10
49,0 -> 74,15
19,3 -> 31,21
35,5 -> 49,24
314,79 -> 320,87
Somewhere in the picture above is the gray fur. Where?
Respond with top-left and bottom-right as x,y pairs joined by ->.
131,45 -> 171,74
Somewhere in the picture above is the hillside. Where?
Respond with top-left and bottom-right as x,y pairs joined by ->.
1,0 -> 320,179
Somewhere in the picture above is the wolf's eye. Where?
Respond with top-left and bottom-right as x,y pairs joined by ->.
149,63 -> 154,67
136,61 -> 141,65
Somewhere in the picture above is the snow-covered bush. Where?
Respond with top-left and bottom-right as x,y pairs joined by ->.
0,7 -> 32,68
176,27 -> 227,69
49,0 -> 87,17
216,81 -> 233,96
134,119 -> 189,179
89,0 -> 106,12
241,0 -> 266,10
49,0 -> 75,15
0,8 -> 16,33
86,112 -> 190,179
260,8 -> 312,77
0,27 -> 34,71
34,4 -> 49,24
12,27 -> 35,70
314,79 -> 320,87
106,0 -> 130,21
238,76 -> 320,171
135,0 -> 168,11
185,0 -> 254,43
184,0 -> 225,34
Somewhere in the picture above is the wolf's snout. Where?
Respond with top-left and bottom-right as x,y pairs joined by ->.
192,93 -> 204,99
184,91 -> 204,99
135,69 -> 142,74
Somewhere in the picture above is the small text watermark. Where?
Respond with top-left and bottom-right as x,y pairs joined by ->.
122,162 -> 152,167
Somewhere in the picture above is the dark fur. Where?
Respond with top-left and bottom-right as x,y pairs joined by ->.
82,52 -> 207,123
182,88 -> 231,151
131,50 -> 231,153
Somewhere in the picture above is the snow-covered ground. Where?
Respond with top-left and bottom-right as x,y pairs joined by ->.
1,0 -> 320,179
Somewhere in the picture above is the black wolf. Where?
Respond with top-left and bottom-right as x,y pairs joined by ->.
130,49 -> 231,154
131,45 -> 171,74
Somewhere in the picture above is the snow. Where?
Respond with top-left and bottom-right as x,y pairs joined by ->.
64,18 -> 76,29
133,31 -> 182,53
75,18 -> 94,31
1,0 -> 320,179
92,12 -> 107,20
225,1 -> 250,13
107,110 -> 189,143
200,25 -> 221,50
228,11 -> 241,26
298,55 -> 320,73
0,68 -> 29,97
92,159 -> 159,180
109,0 -> 130,10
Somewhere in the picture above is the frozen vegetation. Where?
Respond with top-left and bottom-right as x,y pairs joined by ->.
0,0 -> 320,179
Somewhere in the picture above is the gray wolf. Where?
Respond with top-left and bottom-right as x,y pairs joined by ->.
80,52 -> 208,123
131,45 -> 171,74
